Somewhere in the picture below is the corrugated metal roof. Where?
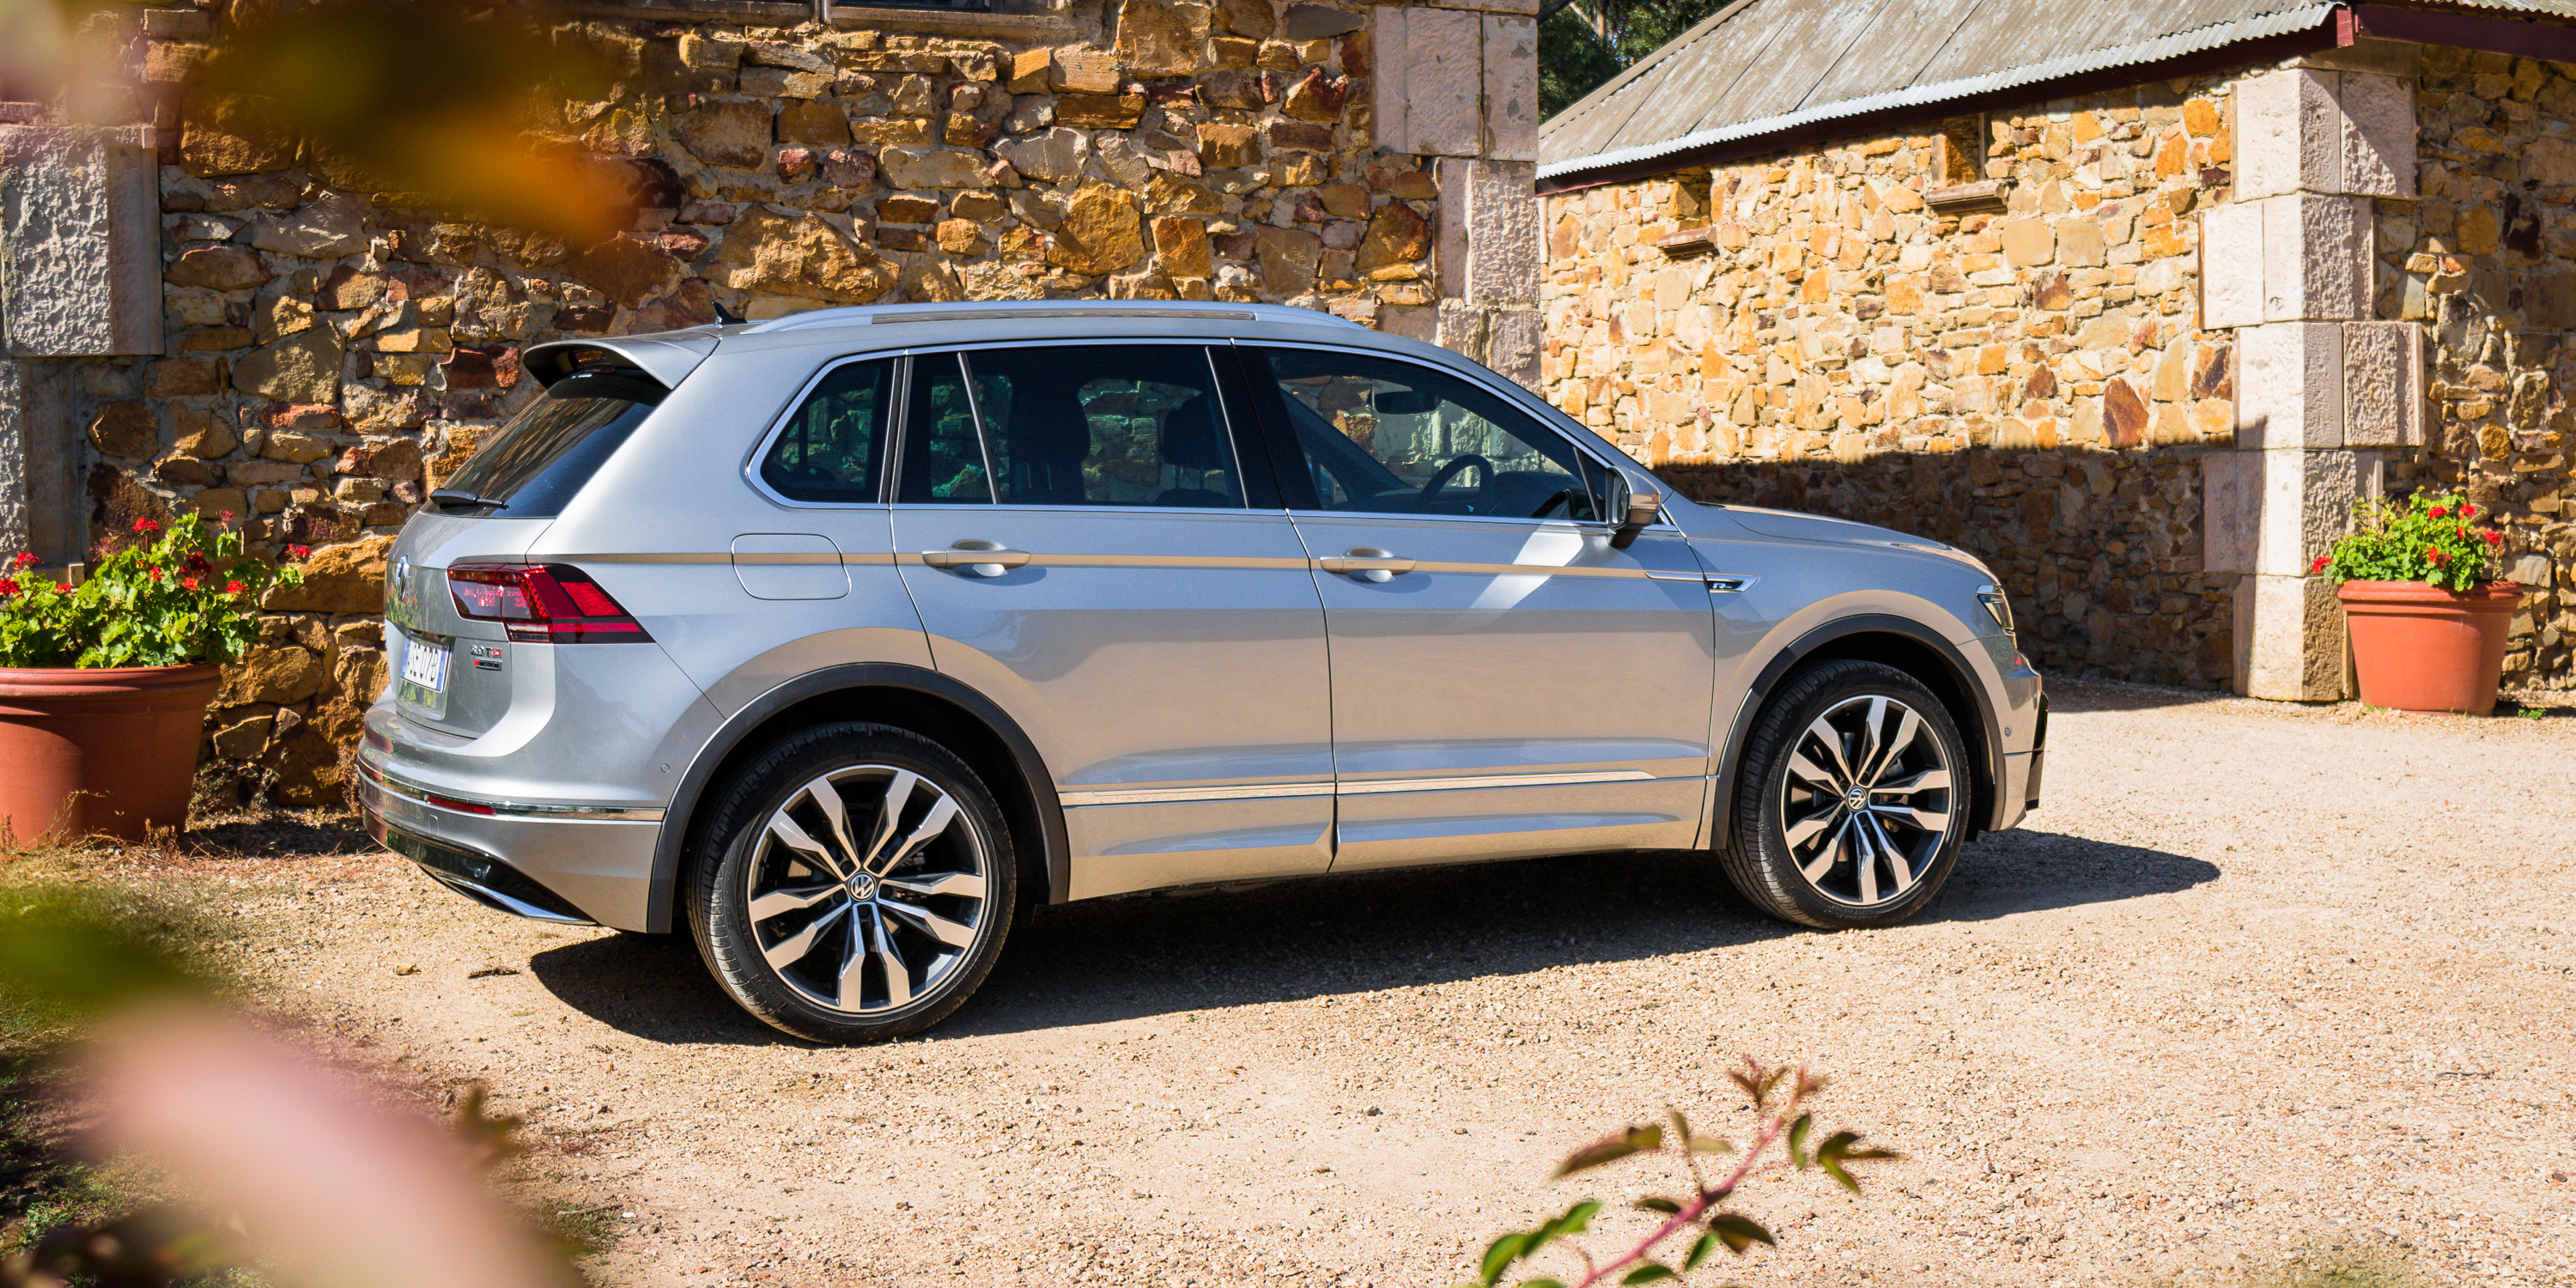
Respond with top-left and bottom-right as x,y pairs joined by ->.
1540,0 -> 2576,184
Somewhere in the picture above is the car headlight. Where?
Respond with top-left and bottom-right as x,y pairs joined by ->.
1977,584 -> 2016,638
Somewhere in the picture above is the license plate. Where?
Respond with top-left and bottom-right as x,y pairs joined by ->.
401,637 -> 450,694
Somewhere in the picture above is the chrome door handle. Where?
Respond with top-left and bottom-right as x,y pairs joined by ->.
1317,547 -> 1415,582
921,542 -> 1031,576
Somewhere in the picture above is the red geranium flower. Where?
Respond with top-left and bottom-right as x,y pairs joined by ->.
225,580 -> 247,594
8,551 -> 32,568
183,552 -> 211,574
180,576 -> 200,591
218,509 -> 237,524
2427,506 -> 2447,519
131,518 -> 161,534
288,544 -> 312,560
2311,555 -> 2330,574
147,566 -> 165,580
55,583 -> 73,592
2428,549 -> 2451,564
2460,502 -> 2478,519
0,578 -> 17,597
2485,531 -> 2503,548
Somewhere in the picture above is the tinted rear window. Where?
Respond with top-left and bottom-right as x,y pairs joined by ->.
439,369 -> 665,517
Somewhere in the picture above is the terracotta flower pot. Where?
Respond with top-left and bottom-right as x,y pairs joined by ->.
2336,580 -> 2521,714
0,664 -> 222,842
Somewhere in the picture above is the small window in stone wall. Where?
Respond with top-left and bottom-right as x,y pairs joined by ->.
1935,116 -> 1985,186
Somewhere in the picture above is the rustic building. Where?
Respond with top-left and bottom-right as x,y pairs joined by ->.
1539,0 -> 2576,698
0,0 -> 1544,805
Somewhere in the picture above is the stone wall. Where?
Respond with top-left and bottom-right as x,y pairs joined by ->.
1541,76 -> 2243,686
8,0 -> 1543,807
2400,46 -> 2576,688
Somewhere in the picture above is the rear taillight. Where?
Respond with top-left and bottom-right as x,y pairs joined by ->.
446,563 -> 652,643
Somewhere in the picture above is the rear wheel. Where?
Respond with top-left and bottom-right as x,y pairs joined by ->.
1720,660 -> 1969,929
684,722 -> 1015,1043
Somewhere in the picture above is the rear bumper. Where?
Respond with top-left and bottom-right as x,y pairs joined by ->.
356,756 -> 663,930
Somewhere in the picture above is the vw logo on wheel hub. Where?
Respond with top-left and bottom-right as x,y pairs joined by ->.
847,872 -> 879,901
1842,785 -> 1869,811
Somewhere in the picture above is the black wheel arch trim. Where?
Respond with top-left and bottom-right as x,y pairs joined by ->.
644,662 -> 1071,933
1710,615 -> 2007,851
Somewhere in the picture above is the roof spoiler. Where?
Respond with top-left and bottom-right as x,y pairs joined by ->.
520,334 -> 719,390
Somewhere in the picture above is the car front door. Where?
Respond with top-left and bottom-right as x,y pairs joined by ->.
1239,343 -> 1718,872
889,342 -> 1334,900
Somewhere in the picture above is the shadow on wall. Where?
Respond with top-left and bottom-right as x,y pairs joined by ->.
1656,444 -> 2235,689
525,834 -> 2219,1046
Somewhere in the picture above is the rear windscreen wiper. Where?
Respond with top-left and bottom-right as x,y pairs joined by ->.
428,488 -> 507,513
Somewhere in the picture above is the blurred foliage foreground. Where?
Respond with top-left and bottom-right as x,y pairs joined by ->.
0,860 -> 585,1288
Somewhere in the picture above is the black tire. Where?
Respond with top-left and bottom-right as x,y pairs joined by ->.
683,722 -> 1016,1043
1719,660 -> 1971,930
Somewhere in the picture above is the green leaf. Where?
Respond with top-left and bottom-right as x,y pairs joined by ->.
1633,1196 -> 1681,1213
1812,1131 -> 1896,1194
1667,1108 -> 1691,1145
1686,1137 -> 1735,1155
1558,1200 -> 1602,1236
1480,1232 -> 1530,1285
1682,1232 -> 1720,1271
1621,1264 -> 1676,1285
1554,1126 -> 1662,1177
1707,1212 -> 1775,1253
1520,1280 -> 1566,1288
1786,1113 -> 1814,1169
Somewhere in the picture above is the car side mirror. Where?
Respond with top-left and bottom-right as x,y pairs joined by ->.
1607,472 -> 1662,550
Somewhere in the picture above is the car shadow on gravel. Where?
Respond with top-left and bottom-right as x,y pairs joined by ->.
523,831 -> 2217,1045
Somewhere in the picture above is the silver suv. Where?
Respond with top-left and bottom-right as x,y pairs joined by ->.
360,301 -> 2044,1043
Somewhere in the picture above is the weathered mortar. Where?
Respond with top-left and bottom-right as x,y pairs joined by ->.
1542,76 -> 2243,686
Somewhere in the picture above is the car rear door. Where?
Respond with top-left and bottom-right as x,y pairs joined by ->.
1237,343 -> 1719,871
887,341 -> 1334,899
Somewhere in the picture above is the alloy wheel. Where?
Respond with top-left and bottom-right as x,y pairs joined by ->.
1777,694 -> 1956,908
743,766 -> 993,1014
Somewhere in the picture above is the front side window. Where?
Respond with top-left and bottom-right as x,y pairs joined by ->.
897,353 -> 993,505
1251,348 -> 1601,521
762,359 -> 894,503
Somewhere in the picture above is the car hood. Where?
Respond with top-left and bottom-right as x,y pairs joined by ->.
1717,505 -> 1989,568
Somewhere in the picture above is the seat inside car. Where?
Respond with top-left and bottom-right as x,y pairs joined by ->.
1153,394 -> 1233,508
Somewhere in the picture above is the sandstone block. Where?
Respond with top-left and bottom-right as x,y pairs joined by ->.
263,533 -> 395,614
1050,47 -> 1122,94
777,100 -> 853,146
232,327 -> 344,405
1265,119 -> 1334,154
2260,193 -> 2367,321
1055,93 -> 1145,129
261,430 -> 335,465
2340,321 -> 2421,447
1047,183 -> 1147,276
740,67 -> 833,99
878,194 -> 941,224
2336,71 -> 2415,197
2235,69 -> 2338,201
1482,15 -> 1538,162
1217,0 -> 1275,38
1255,225 -> 1321,295
712,206 -> 898,302
1996,216 -> 2052,267
679,32 -> 744,70
679,100 -> 773,168
88,401 -> 158,459
1116,0 -> 1213,77
179,90 -> 294,177
2236,321 -> 2340,451
2202,451 -> 2260,574
1395,8 -> 1481,156
1462,160 -> 1539,305
2198,202 -> 2263,329
848,117 -> 935,148
2256,446 -> 2360,580
173,405 -> 238,458
215,645 -> 327,706
2236,571 -> 2346,700
881,147 -> 993,189
145,358 -> 218,398
1197,121 -> 1261,168
566,233 -> 683,309
2055,217 -> 2105,268
744,41 -> 834,75
166,246 -> 270,291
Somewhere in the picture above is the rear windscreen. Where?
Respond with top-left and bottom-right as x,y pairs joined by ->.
438,369 -> 665,517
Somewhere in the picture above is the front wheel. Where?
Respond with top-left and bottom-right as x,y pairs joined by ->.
683,722 -> 1016,1043
1720,660 -> 1971,929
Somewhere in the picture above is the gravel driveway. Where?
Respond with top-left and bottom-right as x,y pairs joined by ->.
185,681 -> 2576,1286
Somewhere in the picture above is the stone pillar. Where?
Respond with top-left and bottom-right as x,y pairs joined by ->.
1,124 -> 162,562
2200,44 -> 2421,700
1372,0 -> 1541,386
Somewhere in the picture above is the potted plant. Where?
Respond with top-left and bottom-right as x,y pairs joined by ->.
2313,490 -> 2519,714
0,513 -> 304,841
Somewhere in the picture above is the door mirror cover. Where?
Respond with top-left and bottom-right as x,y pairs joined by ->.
1607,471 -> 1662,550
